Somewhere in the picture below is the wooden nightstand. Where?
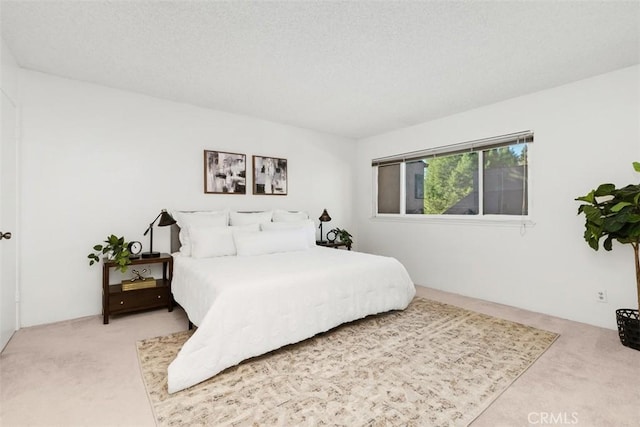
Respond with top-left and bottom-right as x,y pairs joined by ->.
102,253 -> 173,324
316,241 -> 352,251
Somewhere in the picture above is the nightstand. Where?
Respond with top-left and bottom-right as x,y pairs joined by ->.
316,241 -> 352,251
102,253 -> 173,324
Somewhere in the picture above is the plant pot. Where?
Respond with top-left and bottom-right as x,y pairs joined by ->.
616,309 -> 640,351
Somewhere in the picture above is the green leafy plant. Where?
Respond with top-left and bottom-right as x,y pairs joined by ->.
87,235 -> 131,273
332,228 -> 353,246
575,162 -> 640,311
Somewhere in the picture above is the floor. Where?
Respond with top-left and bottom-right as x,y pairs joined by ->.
1,286 -> 638,426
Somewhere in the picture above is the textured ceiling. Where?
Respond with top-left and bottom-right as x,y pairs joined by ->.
1,1 -> 639,139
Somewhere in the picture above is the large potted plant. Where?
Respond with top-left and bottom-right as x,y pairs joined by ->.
575,162 -> 640,350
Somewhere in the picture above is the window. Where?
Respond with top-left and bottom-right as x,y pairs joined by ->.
377,164 -> 401,214
372,131 -> 532,218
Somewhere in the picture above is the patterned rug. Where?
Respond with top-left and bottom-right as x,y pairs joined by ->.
137,298 -> 558,426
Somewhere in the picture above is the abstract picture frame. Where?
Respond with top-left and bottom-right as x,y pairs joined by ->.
252,155 -> 288,195
203,150 -> 246,194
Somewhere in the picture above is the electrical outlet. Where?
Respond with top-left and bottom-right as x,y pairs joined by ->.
596,290 -> 608,303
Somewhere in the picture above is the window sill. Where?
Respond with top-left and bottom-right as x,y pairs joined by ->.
370,215 -> 536,228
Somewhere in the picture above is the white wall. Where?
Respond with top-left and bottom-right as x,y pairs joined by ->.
355,65 -> 640,329
16,63 -> 640,330
1,38 -> 20,102
19,70 -> 355,327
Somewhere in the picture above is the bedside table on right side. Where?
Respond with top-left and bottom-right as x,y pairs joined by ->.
316,241 -> 352,251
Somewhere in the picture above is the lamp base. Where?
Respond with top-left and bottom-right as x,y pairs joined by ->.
141,251 -> 161,259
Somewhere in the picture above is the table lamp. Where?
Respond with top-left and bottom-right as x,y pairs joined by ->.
318,209 -> 332,243
141,209 -> 176,258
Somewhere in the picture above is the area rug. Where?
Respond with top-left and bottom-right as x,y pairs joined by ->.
137,297 -> 558,426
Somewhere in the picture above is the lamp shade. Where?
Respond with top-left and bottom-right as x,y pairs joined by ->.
157,210 -> 177,227
319,209 -> 332,222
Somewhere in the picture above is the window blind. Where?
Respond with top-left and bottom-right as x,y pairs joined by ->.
371,130 -> 533,167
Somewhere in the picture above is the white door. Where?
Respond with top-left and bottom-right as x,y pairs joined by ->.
0,90 -> 18,351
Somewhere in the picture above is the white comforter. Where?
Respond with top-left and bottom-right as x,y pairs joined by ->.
168,246 -> 415,393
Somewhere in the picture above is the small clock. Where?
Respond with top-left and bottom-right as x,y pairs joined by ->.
128,241 -> 142,259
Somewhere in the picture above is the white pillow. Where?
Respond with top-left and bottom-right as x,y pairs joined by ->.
189,226 -> 235,258
272,209 -> 309,222
231,223 -> 261,233
172,210 -> 229,256
234,228 -> 310,256
189,223 -> 260,258
229,210 -> 273,226
260,220 -> 316,246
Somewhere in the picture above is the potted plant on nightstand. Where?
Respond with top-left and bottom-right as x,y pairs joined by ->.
87,234 -> 131,273
333,228 -> 354,247
575,162 -> 640,351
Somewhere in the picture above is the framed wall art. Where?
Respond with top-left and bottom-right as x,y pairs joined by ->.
203,150 -> 246,194
252,155 -> 287,195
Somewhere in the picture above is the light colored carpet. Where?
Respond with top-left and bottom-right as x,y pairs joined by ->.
137,297 -> 558,426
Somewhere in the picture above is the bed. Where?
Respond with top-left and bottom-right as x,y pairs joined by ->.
167,210 -> 416,393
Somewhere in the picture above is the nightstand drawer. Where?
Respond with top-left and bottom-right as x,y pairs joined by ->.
109,286 -> 169,313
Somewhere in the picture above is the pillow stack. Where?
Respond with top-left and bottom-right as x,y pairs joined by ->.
189,224 -> 260,258
172,210 -> 229,257
172,209 -> 316,258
